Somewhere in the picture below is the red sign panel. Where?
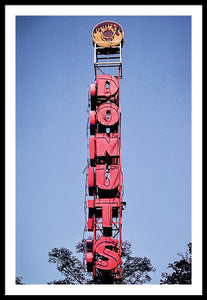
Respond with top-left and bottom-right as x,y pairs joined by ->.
85,23 -> 124,283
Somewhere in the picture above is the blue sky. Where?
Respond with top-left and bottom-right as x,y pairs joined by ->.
16,15 -> 191,285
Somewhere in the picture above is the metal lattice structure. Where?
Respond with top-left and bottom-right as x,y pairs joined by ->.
84,21 -> 125,284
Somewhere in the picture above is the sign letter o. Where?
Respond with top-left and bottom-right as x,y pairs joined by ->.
97,102 -> 119,126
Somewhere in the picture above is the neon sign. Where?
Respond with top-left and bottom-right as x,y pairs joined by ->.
84,21 -> 125,283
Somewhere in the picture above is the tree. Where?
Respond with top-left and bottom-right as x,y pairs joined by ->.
160,242 -> 191,284
121,241 -> 156,284
15,276 -> 24,284
48,248 -> 86,284
48,240 -> 155,284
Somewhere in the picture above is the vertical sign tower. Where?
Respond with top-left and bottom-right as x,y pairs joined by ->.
84,21 -> 125,284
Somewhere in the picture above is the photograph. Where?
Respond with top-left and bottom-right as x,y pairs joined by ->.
5,5 -> 202,296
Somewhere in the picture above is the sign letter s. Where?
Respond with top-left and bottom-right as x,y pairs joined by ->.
95,237 -> 120,270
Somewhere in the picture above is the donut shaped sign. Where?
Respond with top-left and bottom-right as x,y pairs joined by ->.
92,21 -> 124,48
